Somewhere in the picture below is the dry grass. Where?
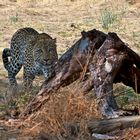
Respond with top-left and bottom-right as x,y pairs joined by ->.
21,90 -> 99,139
2,87 -> 140,140
0,87 -> 99,139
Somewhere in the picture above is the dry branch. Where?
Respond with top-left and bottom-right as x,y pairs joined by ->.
64,116 -> 140,134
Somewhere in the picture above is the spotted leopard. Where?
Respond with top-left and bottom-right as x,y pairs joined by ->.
2,27 -> 58,92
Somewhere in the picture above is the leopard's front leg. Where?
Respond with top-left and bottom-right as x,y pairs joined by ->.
23,67 -> 35,92
42,65 -> 55,82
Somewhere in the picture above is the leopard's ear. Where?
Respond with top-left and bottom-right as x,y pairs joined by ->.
29,35 -> 37,46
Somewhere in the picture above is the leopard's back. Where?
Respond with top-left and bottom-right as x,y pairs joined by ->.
2,27 -> 39,90
10,28 -> 39,65
3,28 -> 38,72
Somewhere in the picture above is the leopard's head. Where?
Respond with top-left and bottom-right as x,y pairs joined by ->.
33,33 -> 58,79
42,38 -> 58,65
34,33 -> 58,65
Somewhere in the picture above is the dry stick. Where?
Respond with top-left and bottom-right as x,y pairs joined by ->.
64,115 -> 140,134
135,73 -> 138,93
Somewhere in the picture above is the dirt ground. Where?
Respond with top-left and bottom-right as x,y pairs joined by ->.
0,0 -> 139,139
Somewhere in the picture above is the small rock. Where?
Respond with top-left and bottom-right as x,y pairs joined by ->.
92,133 -> 118,140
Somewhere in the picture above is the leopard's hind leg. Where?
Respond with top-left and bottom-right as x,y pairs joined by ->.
7,61 -> 22,93
2,48 -> 22,93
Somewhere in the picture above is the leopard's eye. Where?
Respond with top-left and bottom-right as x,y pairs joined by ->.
48,47 -> 53,52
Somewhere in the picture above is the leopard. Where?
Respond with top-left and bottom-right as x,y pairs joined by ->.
2,27 -> 58,92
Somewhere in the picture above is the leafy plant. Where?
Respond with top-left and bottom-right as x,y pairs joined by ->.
100,9 -> 117,30
58,31 -> 73,37
9,13 -> 19,23
115,85 -> 140,108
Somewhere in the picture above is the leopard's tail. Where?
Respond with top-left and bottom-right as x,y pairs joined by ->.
2,48 -> 11,70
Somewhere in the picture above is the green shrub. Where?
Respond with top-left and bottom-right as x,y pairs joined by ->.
9,13 -> 19,23
100,9 -> 117,30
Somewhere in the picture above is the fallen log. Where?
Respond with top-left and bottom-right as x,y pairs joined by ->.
19,29 -> 107,118
19,30 -> 140,118
64,115 -> 140,134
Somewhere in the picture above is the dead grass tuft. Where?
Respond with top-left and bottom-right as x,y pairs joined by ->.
18,87 -> 99,139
